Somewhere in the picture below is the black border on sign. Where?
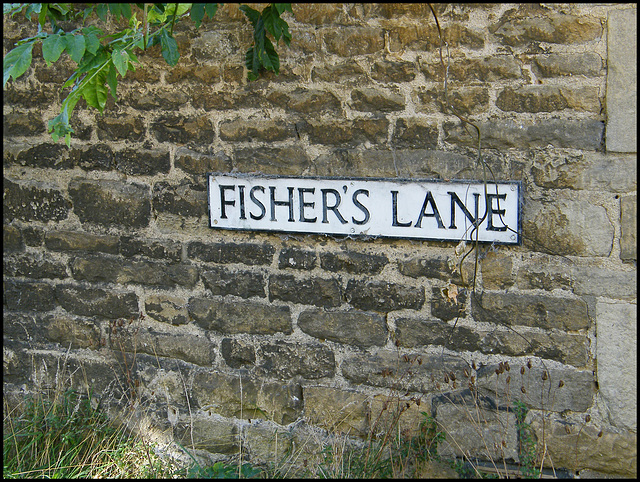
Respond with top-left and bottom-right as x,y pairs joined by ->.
207,173 -> 523,246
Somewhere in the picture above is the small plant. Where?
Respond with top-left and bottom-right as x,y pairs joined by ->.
186,460 -> 263,479
3,388 -> 175,478
513,400 -> 540,478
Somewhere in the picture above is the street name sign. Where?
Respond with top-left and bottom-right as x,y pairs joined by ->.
208,174 -> 521,244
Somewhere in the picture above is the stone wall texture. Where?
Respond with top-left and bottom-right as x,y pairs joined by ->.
3,3 -> 637,477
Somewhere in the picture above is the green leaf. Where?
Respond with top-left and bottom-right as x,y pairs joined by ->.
204,3 -> 219,19
25,3 -> 41,19
4,4 -> 25,16
81,67 -> 109,111
245,46 -> 260,76
64,34 -> 86,64
111,49 -> 129,77
274,3 -> 292,15
38,3 -> 49,28
96,4 -> 108,21
262,5 -> 291,46
106,63 -> 118,100
239,5 -> 260,27
120,3 -> 132,19
191,3 -> 205,28
108,4 -> 122,18
3,42 -> 34,86
159,29 -> 179,66
82,6 -> 94,21
82,27 -> 101,55
42,34 -> 66,65
261,36 -> 279,73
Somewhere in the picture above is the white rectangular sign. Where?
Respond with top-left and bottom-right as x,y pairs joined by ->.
208,174 -> 521,244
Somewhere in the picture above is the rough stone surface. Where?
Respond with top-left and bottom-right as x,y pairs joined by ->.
188,297 -> 292,335
319,250 -> 388,275
68,179 -> 151,229
532,52 -> 603,78
55,285 -> 139,319
269,274 -> 341,308
192,371 -> 302,424
472,291 -> 590,331
430,286 -> 467,321
176,414 -> 238,454
119,236 -> 182,262
531,151 -> 637,193
202,267 -> 265,298
528,413 -> 637,477
523,199 -> 614,257
304,386 -> 369,437
4,280 -> 57,312
444,119 -> 604,150
342,350 -> 469,393
152,180 -> 208,218
298,309 -> 388,348
70,255 -> 198,288
4,178 -> 70,222
257,340 -> 335,379
344,279 -> 424,313
476,363 -> 595,413
620,194 -> 637,262
188,241 -> 275,266
4,253 -> 68,279
278,247 -> 317,270
606,8 -> 637,152
220,338 -> 256,368
480,251 -> 514,289
45,230 -> 119,254
436,403 -> 518,462
144,295 -> 189,325
596,300 -> 637,431
572,266 -> 636,301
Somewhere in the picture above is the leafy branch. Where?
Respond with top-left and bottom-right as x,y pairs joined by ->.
3,3 -> 293,146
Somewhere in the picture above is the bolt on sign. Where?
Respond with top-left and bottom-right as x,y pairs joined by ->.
208,174 -> 522,244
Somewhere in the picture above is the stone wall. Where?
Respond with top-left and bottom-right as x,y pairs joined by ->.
3,3 -> 637,477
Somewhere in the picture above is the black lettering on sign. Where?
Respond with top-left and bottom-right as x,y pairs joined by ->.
238,185 -> 246,220
220,185 -> 235,219
270,186 -> 295,222
391,190 -> 412,227
298,187 -> 317,223
250,185 -> 266,220
352,189 -> 370,225
448,192 -> 479,230
486,193 -> 507,231
321,188 -> 347,224
415,191 -> 444,229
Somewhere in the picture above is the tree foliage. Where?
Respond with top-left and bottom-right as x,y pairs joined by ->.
3,3 -> 293,146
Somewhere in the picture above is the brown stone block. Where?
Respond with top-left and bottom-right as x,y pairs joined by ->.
532,52 -> 603,78
529,414 -> 637,477
350,88 -> 405,113
491,10 -> 603,46
69,179 -> 151,229
304,386 -> 369,437
620,194 -> 637,262
298,309 -> 388,348
188,297 -> 292,335
257,340 -> 336,379
269,274 -> 342,308
4,178 -> 70,223
345,279 -> 424,313
324,27 -> 384,57
472,291 -> 589,331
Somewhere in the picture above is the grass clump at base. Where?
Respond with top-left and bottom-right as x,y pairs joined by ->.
3,389 -> 176,479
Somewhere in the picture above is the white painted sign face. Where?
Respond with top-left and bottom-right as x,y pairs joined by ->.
208,174 -> 521,244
